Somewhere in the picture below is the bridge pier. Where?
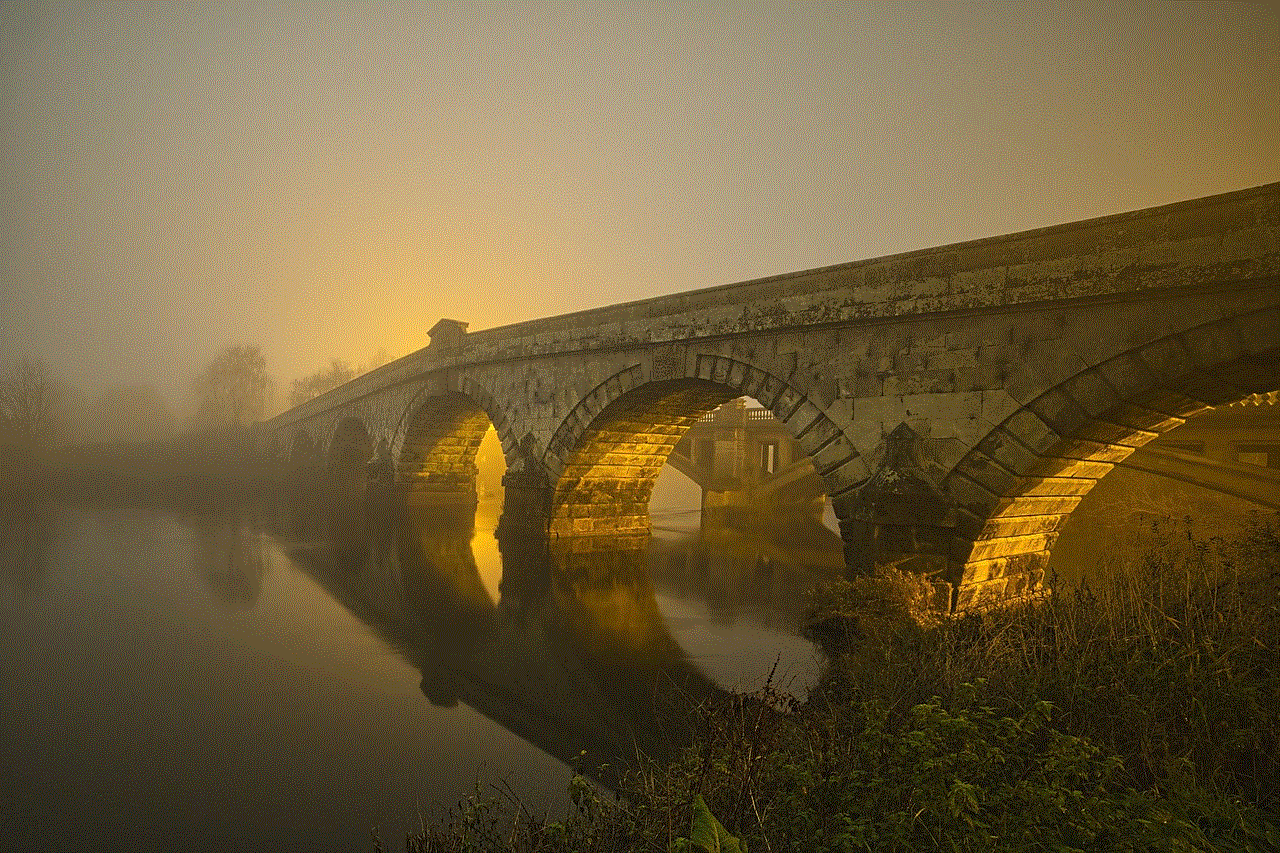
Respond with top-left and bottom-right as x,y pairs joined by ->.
497,469 -> 553,538
834,424 -> 957,610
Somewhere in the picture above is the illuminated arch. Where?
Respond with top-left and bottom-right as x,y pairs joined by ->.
944,305 -> 1280,608
544,355 -> 867,542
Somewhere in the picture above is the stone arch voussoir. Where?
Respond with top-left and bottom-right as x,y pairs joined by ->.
687,353 -> 870,500
458,376 -> 524,473
944,304 -> 1280,609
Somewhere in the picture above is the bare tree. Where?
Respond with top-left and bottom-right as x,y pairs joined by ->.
193,346 -> 273,429
0,358 -> 56,446
290,359 -> 356,407
287,349 -> 394,409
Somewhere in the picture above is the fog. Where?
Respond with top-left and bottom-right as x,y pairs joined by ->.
3,2 -> 1277,413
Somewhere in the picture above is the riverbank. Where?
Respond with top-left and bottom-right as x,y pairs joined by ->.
397,515 -> 1279,852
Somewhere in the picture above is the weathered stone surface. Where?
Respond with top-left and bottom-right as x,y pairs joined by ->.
262,183 -> 1280,611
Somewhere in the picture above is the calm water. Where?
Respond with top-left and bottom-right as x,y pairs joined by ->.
1,491 -> 843,851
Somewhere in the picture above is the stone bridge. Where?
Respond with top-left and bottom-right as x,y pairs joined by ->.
263,182 -> 1280,610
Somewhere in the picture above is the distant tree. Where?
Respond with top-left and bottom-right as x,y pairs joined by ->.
290,359 -> 356,407
0,358 -> 56,447
287,349 -> 395,409
193,346 -> 273,429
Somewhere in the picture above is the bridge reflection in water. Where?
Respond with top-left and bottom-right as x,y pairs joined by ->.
259,489 -> 842,786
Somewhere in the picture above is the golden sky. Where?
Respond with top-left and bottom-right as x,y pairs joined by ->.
2,2 -> 1277,405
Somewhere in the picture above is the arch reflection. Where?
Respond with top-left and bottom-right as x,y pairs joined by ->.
266,494 -> 720,785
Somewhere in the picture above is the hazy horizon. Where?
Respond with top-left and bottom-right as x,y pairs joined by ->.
3,1 -> 1278,413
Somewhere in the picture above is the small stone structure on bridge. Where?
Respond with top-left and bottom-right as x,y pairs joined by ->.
263,183 -> 1280,611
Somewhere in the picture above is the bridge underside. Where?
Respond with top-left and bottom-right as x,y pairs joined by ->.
943,321 -> 1280,609
263,184 -> 1280,612
550,380 -> 738,549
398,392 -> 492,507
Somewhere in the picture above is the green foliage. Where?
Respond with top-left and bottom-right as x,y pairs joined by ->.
809,517 -> 1280,811
671,796 -> 746,853
646,685 -> 1277,853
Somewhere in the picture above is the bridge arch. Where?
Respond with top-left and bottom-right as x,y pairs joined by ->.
944,305 -> 1280,609
396,385 -> 513,506
543,355 -> 867,544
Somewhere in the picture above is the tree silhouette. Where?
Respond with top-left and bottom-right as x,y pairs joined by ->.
193,345 -> 272,428
0,358 -> 56,447
290,359 -> 355,407
289,350 -> 391,408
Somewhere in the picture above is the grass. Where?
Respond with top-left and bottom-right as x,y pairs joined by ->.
383,515 -> 1280,852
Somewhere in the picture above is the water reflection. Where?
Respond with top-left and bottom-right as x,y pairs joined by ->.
190,509 -> 270,608
263,495 -> 723,785
649,510 -> 845,631
1,490 -> 839,849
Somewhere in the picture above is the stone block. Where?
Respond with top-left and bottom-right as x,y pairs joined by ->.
712,356 -> 732,384
1003,348 -> 1089,407
694,355 -> 715,382
1055,438 -> 1135,463
772,385 -> 804,420
1232,306 -> 1280,355
1062,368 -> 1121,419
1179,371 -> 1252,407
967,531 -> 1055,562
1141,388 -> 1214,419
1137,336 -> 1194,385
1181,321 -> 1244,371
955,451 -> 1019,497
798,415 -> 841,452
953,572 -> 1013,611
784,400 -> 825,440
977,513 -> 1064,542
821,455 -> 870,497
998,494 -> 1082,517
811,438 -> 858,477
1099,402 -> 1185,433
1028,388 -> 1089,440
944,470 -> 1000,516
951,507 -> 985,541
1033,457 -> 1113,480
739,366 -> 767,401
1072,418 -> 1158,447
977,427 -> 1041,476
756,374 -> 785,409
1018,476 -> 1098,497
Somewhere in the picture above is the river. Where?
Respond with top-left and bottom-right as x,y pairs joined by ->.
0,485 -> 843,851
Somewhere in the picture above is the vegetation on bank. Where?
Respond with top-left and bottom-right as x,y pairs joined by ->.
387,517 -> 1280,852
